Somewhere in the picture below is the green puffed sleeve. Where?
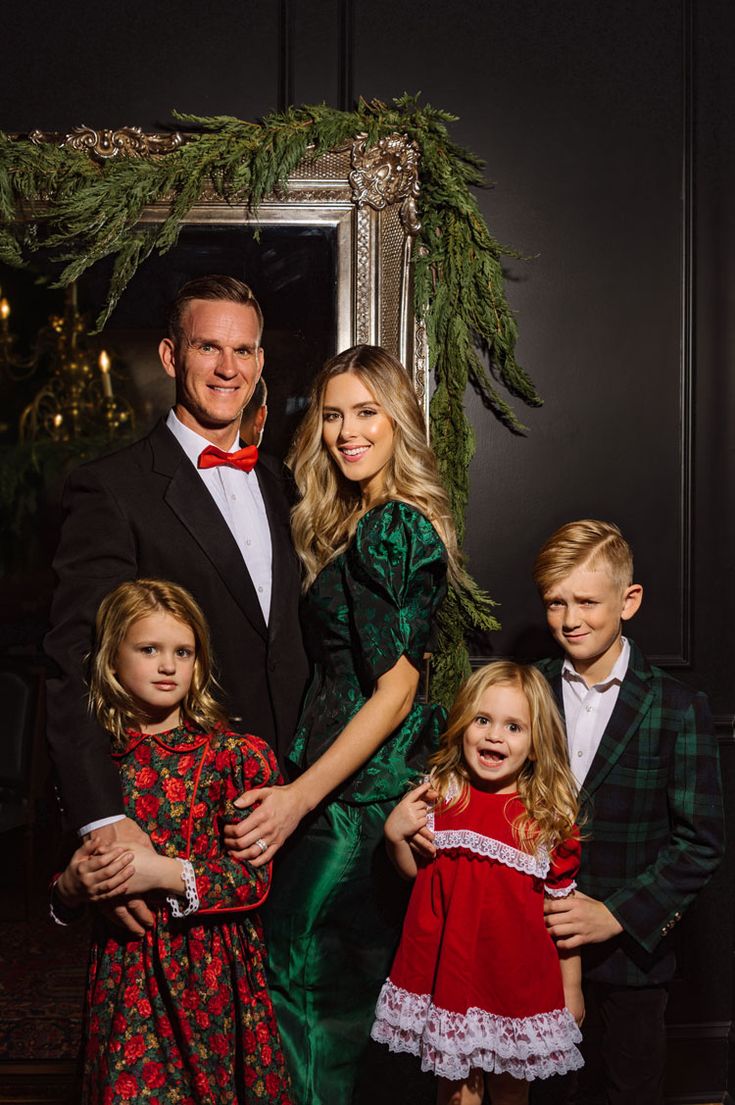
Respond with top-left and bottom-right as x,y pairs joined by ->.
344,501 -> 448,689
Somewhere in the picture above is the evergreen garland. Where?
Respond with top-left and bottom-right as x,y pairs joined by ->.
0,96 -> 542,703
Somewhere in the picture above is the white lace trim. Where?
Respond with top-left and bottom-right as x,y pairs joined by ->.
433,829 -> 550,879
168,858 -> 199,917
544,880 -> 577,899
371,979 -> 583,1082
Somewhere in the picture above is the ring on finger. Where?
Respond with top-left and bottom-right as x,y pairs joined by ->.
255,837 -> 268,855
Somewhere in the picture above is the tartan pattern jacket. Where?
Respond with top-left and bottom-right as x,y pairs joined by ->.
539,640 -> 724,987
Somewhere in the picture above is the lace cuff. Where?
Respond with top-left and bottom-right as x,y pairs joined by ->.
49,879 -> 86,926
544,880 -> 577,899
167,858 -> 199,917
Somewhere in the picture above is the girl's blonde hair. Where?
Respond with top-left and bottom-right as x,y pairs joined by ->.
287,344 -> 465,589
428,661 -> 579,853
89,579 -> 227,746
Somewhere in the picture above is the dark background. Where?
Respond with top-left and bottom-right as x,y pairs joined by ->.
0,1 -> 733,1100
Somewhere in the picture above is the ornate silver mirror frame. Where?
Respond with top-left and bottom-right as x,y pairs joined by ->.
26,125 -> 429,427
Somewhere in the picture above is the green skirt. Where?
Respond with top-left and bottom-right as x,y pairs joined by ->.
263,799 -> 408,1105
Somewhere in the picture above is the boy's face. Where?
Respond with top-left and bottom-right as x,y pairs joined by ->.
542,559 -> 642,681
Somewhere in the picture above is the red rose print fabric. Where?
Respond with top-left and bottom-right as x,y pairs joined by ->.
80,723 -> 292,1104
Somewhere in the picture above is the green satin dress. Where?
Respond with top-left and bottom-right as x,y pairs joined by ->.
264,500 -> 448,1105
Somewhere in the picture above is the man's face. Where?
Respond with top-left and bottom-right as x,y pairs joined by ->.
542,559 -> 642,681
159,298 -> 264,442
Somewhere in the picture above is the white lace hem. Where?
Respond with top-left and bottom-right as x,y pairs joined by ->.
371,979 -> 583,1082
433,829 -> 550,879
544,880 -> 577,898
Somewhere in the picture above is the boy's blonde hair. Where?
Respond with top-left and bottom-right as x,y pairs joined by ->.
89,579 -> 227,746
428,661 -> 579,853
533,518 -> 634,595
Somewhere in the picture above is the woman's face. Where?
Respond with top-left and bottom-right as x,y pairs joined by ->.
321,372 -> 395,504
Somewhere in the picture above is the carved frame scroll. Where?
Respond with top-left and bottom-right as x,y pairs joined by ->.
28,125 -> 429,424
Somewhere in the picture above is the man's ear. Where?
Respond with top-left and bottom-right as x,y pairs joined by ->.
621,583 -> 643,622
159,337 -> 177,379
254,404 -> 268,436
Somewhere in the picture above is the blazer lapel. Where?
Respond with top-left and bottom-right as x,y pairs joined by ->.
255,458 -> 295,643
149,421 -> 268,640
579,642 -> 654,799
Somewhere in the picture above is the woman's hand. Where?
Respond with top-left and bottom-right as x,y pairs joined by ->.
56,840 -> 135,906
223,782 -> 310,867
385,781 -> 437,859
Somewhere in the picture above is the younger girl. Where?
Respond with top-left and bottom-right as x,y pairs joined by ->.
371,661 -> 584,1105
52,579 -> 291,1105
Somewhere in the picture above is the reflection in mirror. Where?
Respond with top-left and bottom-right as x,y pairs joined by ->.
78,224 -> 338,461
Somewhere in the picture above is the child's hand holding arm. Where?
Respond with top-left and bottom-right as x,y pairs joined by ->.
116,840 -> 189,898
558,949 -> 585,1026
384,781 -> 437,880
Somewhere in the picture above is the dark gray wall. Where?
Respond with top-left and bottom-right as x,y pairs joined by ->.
2,1 -> 733,1099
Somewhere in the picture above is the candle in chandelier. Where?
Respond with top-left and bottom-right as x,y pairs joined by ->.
0,298 -> 10,330
98,350 -> 114,399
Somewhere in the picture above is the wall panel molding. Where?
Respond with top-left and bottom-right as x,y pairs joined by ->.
650,0 -> 695,670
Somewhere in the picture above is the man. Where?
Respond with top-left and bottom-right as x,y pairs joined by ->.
45,274 -> 308,932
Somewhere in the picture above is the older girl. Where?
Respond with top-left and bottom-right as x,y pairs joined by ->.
52,580 -> 291,1105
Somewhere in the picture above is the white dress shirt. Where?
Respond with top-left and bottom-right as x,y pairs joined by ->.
166,409 -> 273,624
562,637 -> 631,790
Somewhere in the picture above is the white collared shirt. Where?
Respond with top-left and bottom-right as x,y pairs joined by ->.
562,637 -> 631,789
166,409 -> 272,624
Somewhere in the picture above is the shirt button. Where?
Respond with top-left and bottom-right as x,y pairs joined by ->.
585,705 -> 592,712
231,494 -> 237,501
258,586 -> 263,593
577,750 -> 584,757
246,539 -> 252,546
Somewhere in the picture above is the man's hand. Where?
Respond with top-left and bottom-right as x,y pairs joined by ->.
86,818 -> 156,935
223,783 -> 308,867
56,840 -> 134,906
86,816 -> 153,850
544,891 -> 623,949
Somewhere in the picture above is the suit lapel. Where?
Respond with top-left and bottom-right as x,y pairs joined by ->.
255,458 -> 294,644
149,421 -> 268,640
578,642 -> 654,799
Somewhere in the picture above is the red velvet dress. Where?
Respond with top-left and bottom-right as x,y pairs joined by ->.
80,723 -> 292,1105
371,786 -> 583,1082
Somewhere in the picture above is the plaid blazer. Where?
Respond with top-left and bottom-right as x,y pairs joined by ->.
539,640 -> 724,987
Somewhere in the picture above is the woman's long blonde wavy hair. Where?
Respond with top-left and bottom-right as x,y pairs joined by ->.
428,661 -> 579,853
287,345 -> 464,589
89,579 -> 227,747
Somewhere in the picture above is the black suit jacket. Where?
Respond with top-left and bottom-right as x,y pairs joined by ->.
45,419 -> 308,830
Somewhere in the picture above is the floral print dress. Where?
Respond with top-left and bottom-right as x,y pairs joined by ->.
80,722 -> 292,1105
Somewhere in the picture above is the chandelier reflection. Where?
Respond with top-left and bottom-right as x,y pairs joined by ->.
0,282 -> 135,442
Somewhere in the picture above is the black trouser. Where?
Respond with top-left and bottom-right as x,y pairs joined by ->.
531,981 -> 668,1105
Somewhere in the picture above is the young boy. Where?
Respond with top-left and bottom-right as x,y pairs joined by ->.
534,519 -> 724,1105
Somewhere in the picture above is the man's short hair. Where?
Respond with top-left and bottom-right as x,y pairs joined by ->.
242,376 -> 267,421
533,519 -> 634,595
167,275 -> 264,349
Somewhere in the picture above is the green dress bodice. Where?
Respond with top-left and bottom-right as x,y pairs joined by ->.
287,500 -> 448,802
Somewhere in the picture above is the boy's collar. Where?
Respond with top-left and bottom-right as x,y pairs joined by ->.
562,636 -> 631,689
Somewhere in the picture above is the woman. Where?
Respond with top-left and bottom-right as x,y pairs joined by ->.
226,345 -> 466,1104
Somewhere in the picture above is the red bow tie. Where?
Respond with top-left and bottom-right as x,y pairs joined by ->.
197,444 -> 259,473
